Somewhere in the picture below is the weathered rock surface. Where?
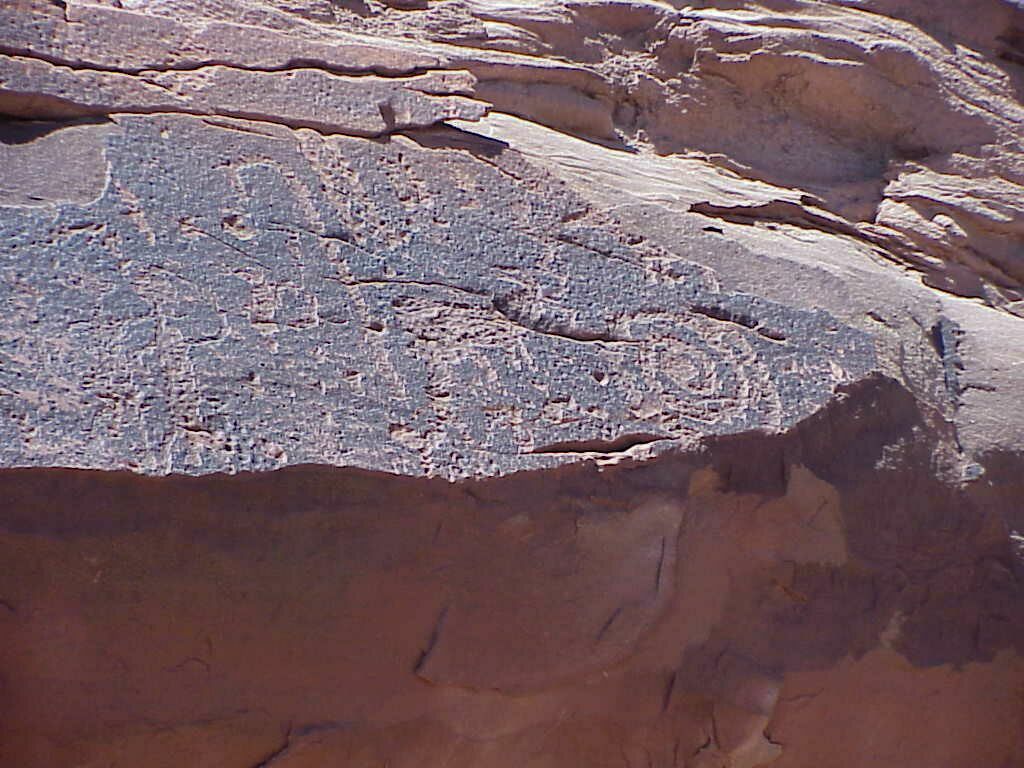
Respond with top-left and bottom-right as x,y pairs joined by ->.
1,0 -> 1023,766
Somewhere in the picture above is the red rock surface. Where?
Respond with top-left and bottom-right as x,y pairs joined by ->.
2,1 -> 1024,766
3,382 -> 1024,766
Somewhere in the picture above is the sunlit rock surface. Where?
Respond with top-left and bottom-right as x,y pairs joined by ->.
2,0 -> 1023,765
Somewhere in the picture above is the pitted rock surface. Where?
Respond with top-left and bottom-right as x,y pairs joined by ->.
1,114 -> 876,477
2,0 -> 1024,766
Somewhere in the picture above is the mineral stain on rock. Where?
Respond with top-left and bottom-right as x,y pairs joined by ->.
2,0 -> 1024,765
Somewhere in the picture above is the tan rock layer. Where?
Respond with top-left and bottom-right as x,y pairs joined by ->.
5,0 -> 1023,311
0,54 -> 487,136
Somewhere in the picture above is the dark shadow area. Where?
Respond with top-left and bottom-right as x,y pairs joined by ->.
0,89 -> 104,123
401,124 -> 510,158
0,115 -> 111,145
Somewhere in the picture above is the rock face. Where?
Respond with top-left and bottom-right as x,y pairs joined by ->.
1,1 -> 1023,766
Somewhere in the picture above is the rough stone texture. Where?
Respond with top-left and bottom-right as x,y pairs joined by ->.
1,0 -> 1024,766
1,112 -> 879,477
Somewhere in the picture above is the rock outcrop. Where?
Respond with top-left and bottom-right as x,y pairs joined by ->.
2,0 -> 1023,766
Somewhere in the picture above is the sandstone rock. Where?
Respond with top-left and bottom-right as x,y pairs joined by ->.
0,54 -> 488,134
1,0 -> 1023,766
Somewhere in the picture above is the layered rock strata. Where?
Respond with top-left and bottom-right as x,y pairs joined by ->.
2,0 -> 1024,765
